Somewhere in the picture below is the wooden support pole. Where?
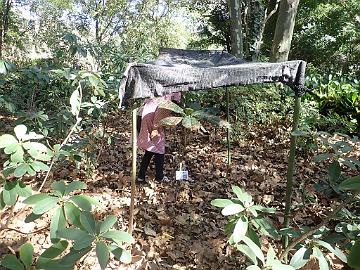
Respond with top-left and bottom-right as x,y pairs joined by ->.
128,108 -> 137,235
226,87 -> 231,168
283,95 -> 301,252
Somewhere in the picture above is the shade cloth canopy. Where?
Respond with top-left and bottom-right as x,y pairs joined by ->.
119,48 -> 308,106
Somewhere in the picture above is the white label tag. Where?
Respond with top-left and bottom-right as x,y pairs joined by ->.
176,170 -> 189,180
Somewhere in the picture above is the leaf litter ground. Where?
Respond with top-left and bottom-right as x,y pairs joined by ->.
1,112 -> 359,270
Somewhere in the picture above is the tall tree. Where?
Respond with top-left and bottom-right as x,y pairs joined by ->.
0,0 -> 12,57
270,0 -> 299,62
227,0 -> 243,57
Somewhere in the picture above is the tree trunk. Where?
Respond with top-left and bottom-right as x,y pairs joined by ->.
270,0 -> 299,62
227,0 -> 243,58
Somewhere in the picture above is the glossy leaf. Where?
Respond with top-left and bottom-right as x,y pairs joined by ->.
70,89 -> 81,116
64,202 -> 81,227
232,185 -> 252,204
315,240 -> 347,263
23,193 -> 49,204
210,199 -> 233,208
51,181 -> 66,196
238,235 -> 264,264
237,244 -> 257,265
313,246 -> 329,270
109,246 -> 132,264
290,247 -> 311,269
64,181 -> 87,195
70,195 -> 101,211
233,216 -> 248,243
158,100 -> 184,114
80,211 -> 96,235
339,175 -> 360,191
102,230 -> 134,245
1,255 -> 24,270
19,243 -> 34,269
32,196 -> 58,215
328,161 -> 341,182
221,204 -> 244,216
50,207 -> 66,241
348,240 -> 360,268
14,125 -> 27,141
99,215 -> 117,234
96,241 -> 109,270
158,116 -> 183,126
36,240 -> 69,269
14,164 -> 28,178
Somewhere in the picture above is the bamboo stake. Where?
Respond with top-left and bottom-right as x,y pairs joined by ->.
283,95 -> 301,251
128,108 -> 137,235
226,87 -> 231,168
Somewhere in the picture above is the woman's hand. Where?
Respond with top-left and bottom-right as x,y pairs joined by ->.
151,129 -> 160,140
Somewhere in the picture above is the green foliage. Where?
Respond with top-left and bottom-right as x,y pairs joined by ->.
158,99 -> 230,130
211,181 -> 357,269
1,243 -> 34,270
0,125 -> 53,177
292,0 -> 360,75
23,180 -> 99,241
305,74 -> 360,133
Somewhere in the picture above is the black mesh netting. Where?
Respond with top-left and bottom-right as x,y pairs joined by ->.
119,48 -> 308,106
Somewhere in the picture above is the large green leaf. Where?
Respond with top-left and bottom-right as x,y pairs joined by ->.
192,110 -> 230,128
3,182 -> 18,205
158,116 -> 183,126
1,255 -> 24,270
221,204 -> 244,216
96,241 -> 110,270
14,125 -> 27,141
59,247 -> 92,268
19,243 -> 34,269
339,175 -> 360,191
210,199 -> 233,208
158,100 -> 184,114
50,207 -> 66,241
237,244 -> 257,265
30,160 -> 49,172
233,216 -> 248,243
238,235 -> 264,264
328,161 -> 341,183
80,211 -> 96,235
10,147 -> 24,163
348,240 -> 360,268
251,217 -> 279,238
102,230 -> 134,245
99,215 -> 117,234
51,181 -> 66,197
315,240 -> 347,263
14,181 -> 32,197
23,193 -> 49,204
313,246 -> 329,270
73,234 -> 95,250
290,247 -> 311,269
182,116 -> 201,129
64,181 -> 87,195
70,195 -> 101,211
13,163 -> 28,178
109,246 -> 132,264
64,202 -> 81,227
232,185 -> 252,204
36,240 -> 68,269
70,89 -> 81,116
32,196 -> 59,215
23,142 -> 53,161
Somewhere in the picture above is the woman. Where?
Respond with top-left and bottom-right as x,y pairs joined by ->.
137,93 -> 181,183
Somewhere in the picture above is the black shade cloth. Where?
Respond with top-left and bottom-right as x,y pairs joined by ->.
119,48 -> 307,106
